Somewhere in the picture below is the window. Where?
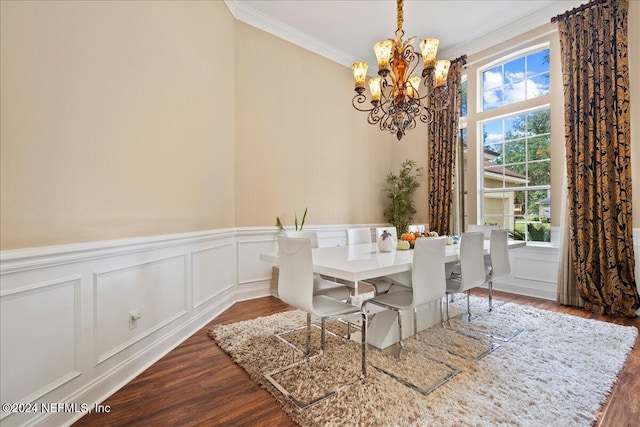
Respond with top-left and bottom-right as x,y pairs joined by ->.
482,49 -> 550,111
477,46 -> 552,243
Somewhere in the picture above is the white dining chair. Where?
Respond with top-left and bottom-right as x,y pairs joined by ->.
285,231 -> 350,301
466,225 -> 499,276
264,236 -> 367,409
364,237 -> 447,348
346,227 -> 372,245
445,232 -> 490,322
445,232 -> 500,359
286,230 -> 319,247
487,229 -> 510,312
363,237 -> 460,394
346,227 -> 394,294
467,224 -> 499,239
408,224 -> 426,234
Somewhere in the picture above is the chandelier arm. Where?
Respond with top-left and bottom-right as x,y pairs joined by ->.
418,106 -> 434,124
368,109 -> 384,126
352,94 -> 378,113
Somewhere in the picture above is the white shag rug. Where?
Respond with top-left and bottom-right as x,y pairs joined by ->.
209,296 -> 638,427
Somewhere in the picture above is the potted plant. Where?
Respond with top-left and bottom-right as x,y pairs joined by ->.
276,207 -> 307,232
383,160 -> 423,237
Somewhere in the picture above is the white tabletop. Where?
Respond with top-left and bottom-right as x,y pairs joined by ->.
259,240 -> 525,283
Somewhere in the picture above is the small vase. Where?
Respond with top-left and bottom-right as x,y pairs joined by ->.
377,232 -> 395,252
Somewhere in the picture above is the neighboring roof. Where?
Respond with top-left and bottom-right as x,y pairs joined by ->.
483,160 -> 527,180
537,197 -> 551,205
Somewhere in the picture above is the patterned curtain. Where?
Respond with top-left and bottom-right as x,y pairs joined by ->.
554,0 -> 639,316
428,55 -> 466,236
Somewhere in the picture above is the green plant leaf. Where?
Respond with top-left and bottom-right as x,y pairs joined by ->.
300,207 -> 307,230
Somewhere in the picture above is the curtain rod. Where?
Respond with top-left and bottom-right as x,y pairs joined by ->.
551,0 -> 610,23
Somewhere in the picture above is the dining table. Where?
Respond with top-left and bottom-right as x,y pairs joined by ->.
260,238 -> 526,349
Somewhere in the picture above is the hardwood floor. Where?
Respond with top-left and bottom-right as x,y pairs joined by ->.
73,290 -> 639,427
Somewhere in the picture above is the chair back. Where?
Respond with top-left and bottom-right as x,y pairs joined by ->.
286,231 -> 319,248
412,237 -> 446,306
489,229 -> 511,280
467,224 -> 499,239
457,232 -> 488,292
346,228 -> 371,245
408,224 -> 426,234
277,236 -> 316,314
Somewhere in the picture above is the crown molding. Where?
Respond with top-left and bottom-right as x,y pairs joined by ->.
224,0 -> 355,68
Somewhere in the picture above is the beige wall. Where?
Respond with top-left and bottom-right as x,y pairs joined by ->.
0,1 -> 236,249
234,22 -> 399,228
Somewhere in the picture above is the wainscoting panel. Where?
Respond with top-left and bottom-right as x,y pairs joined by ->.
94,254 -> 188,364
487,245 -> 559,300
237,238 -> 276,285
192,243 -> 235,309
0,276 -> 81,420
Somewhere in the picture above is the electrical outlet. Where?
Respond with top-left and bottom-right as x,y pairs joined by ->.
129,310 -> 141,330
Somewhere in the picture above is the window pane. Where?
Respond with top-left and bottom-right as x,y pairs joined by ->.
528,135 -> 551,160
526,49 -> 550,77
528,74 -> 550,97
527,110 -> 550,134
484,143 -> 503,160
483,88 -> 502,111
504,139 -> 526,165
505,114 -> 526,139
483,120 -> 504,145
528,160 -> 551,186
504,82 -> 526,104
460,79 -> 467,117
512,190 -> 526,217
513,216 -> 526,240
507,163 -> 527,183
504,57 -> 525,84
483,66 -> 502,90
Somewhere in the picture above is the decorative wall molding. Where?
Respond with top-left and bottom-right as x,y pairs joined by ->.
0,276 -> 81,423
93,253 -> 188,364
1,225 -> 638,425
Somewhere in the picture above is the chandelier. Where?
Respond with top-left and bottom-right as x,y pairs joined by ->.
351,0 -> 450,141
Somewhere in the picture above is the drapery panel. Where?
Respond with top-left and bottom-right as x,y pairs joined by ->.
427,56 -> 466,236
555,0 -> 639,316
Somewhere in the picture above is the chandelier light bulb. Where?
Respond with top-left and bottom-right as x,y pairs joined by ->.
352,62 -> 368,93
420,38 -> 439,69
374,40 -> 394,77
435,60 -> 451,88
369,78 -> 382,104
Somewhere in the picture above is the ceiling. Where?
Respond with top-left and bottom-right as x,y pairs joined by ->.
225,0 -> 584,68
